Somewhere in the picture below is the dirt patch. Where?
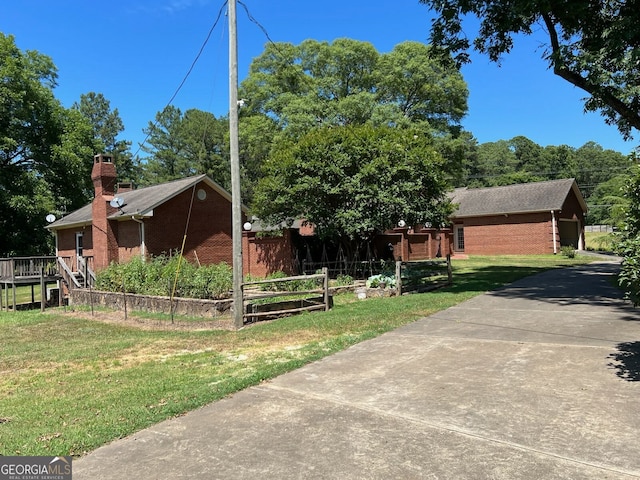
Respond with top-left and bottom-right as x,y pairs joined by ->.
61,309 -> 237,331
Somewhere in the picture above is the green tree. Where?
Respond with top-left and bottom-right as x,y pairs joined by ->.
543,144 -> 579,181
587,175 -> 629,226
252,125 -> 454,253
48,108 -> 98,213
238,113 -> 279,202
180,108 -> 230,189
574,142 -> 632,199
237,38 -> 470,207
420,0 -> 640,139
140,106 -> 195,184
141,106 -> 232,189
0,33 -> 96,255
73,92 -> 139,186
376,41 -> 468,131
239,38 -> 468,137
0,33 -> 61,180
73,92 -> 123,152
467,140 -> 518,186
616,164 -> 640,305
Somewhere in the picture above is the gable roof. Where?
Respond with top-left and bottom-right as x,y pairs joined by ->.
450,178 -> 587,218
47,174 -> 244,231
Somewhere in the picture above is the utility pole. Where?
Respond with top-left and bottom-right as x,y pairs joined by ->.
228,0 -> 243,329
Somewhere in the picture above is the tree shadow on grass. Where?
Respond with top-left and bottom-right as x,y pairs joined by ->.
445,265 -> 552,295
608,342 -> 640,381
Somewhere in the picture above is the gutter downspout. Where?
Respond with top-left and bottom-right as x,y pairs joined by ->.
131,216 -> 146,260
551,210 -> 557,254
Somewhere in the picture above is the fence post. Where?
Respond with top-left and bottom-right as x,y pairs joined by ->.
322,267 -> 330,311
122,279 -> 128,321
40,267 -> 46,312
395,261 -> 402,295
446,254 -> 452,285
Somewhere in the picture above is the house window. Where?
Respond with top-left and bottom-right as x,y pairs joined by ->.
455,226 -> 465,251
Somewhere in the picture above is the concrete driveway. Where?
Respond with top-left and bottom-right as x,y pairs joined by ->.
75,259 -> 640,479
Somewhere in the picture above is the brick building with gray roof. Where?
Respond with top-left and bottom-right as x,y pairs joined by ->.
449,178 -> 587,255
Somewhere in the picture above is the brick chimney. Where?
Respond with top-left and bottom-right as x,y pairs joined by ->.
91,153 -> 116,197
117,182 -> 134,193
91,154 -> 119,270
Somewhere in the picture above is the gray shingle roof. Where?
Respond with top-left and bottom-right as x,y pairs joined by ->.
450,178 -> 586,218
47,175 -> 239,230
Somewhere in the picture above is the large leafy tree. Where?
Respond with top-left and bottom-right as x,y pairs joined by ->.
0,33 -> 99,255
239,39 -> 468,137
0,33 -> 61,180
241,38 -> 470,228
420,0 -> 640,139
252,125 -> 454,253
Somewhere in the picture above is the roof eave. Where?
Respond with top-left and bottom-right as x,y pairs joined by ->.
45,220 -> 92,231
451,208 -> 559,219
132,175 -> 249,215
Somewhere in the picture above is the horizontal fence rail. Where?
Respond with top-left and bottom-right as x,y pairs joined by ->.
301,259 -> 395,280
396,256 -> 452,295
242,268 -> 330,323
585,225 -> 614,233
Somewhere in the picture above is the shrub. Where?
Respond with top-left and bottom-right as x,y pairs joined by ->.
366,274 -> 396,289
335,274 -> 353,286
259,271 -> 320,292
187,263 -> 233,299
95,255 -> 232,300
616,165 -> 640,305
560,246 -> 576,258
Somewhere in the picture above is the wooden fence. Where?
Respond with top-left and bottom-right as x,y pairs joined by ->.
243,267 -> 330,323
396,256 -> 452,295
301,259 -> 392,280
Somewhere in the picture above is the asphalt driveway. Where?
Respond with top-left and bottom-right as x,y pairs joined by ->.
74,259 -> 640,479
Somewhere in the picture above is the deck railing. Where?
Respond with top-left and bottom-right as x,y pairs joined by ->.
0,256 -> 59,281
76,255 -> 96,288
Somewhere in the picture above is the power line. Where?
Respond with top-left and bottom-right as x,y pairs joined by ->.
132,0 -> 229,160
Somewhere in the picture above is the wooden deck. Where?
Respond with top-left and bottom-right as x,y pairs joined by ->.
0,256 -> 64,311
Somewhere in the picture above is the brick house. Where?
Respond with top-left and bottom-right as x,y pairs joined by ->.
449,178 -> 587,255
47,156 -> 586,287
46,154 -> 295,280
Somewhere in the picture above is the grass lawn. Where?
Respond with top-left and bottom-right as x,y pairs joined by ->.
0,254 -> 596,457
1,282 -> 51,306
585,231 -> 617,252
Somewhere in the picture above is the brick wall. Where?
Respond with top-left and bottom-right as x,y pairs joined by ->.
117,221 -> 142,264
374,228 -> 454,261
144,183 -> 236,265
459,212 -> 554,255
243,231 -> 295,277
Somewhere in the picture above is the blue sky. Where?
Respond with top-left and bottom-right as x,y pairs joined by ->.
3,0 -> 637,156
